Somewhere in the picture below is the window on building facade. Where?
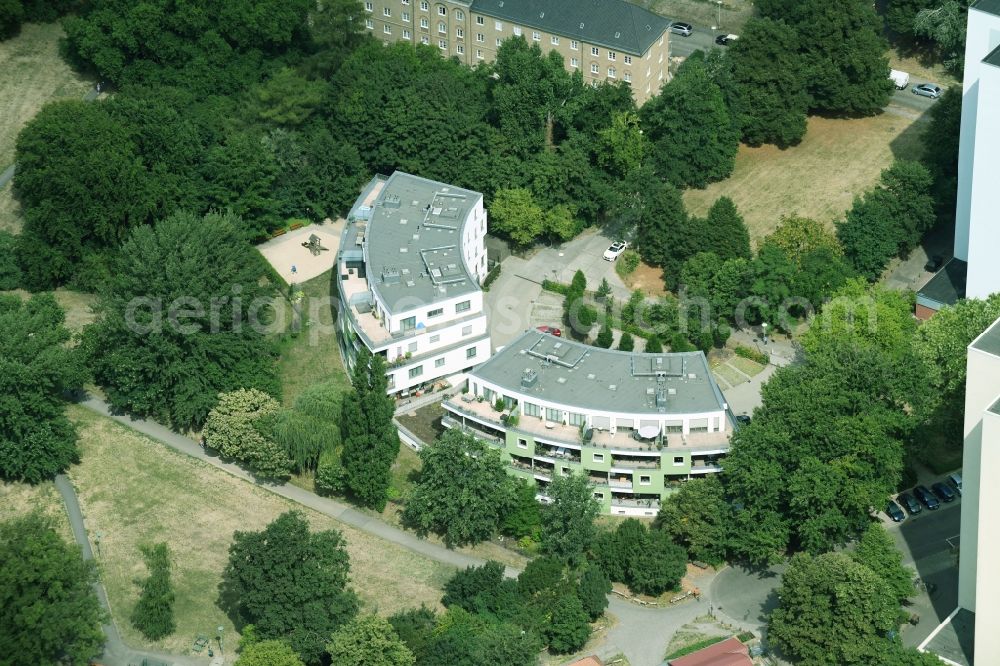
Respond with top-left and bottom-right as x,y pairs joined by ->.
483,387 -> 494,402
420,0 -> 427,9
364,1 -> 372,11
496,37 -> 502,46
532,31 -> 540,41
401,316 -> 416,330
383,7 -> 391,16
420,17 -> 428,28
570,39 -> 579,49
517,437 -> 528,449
476,48 -> 483,59
593,453 -> 604,462
429,334 -> 440,343
608,67 -> 616,78
570,57 -> 578,68
476,32 -> 484,42
407,341 -> 417,353
673,456 -> 684,465
435,357 -> 445,367
659,53 -> 663,63
551,35 -> 559,45
365,18 -> 373,28
524,402 -> 540,417
438,38 -> 447,49
623,71 -> 631,82
568,412 -> 585,426
466,346 -> 477,359
462,325 -> 472,336
476,15 -> 484,24
512,26 -> 521,36
457,44 -> 464,54
456,27 -> 463,37
402,0 -> 409,4
624,55 -> 632,64
545,408 -> 561,422
409,365 -> 423,378
402,11 -> 409,21
456,300 -> 471,313
437,5 -> 445,14
403,28 -> 411,38
594,491 -> 604,500
421,35 -> 429,44
591,46 -> 599,56
383,23 -> 391,33
608,51 -> 616,60
591,63 -> 599,74
456,10 -> 464,19
495,21 -> 502,30
640,475 -> 651,485
438,21 -> 446,33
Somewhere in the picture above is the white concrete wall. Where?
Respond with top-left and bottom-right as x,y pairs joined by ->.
965,59 -> 1000,299
375,312 -> 489,362
461,197 -> 489,283
958,324 -> 1000,613
974,407 -> 1000,665
954,6 -> 1000,261
387,334 -> 491,394
382,290 -> 485,334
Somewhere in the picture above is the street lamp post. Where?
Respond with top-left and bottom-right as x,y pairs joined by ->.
762,322 -> 769,346
716,1 -> 723,30
217,625 -> 225,655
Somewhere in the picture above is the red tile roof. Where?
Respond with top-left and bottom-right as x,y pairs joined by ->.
668,637 -> 752,666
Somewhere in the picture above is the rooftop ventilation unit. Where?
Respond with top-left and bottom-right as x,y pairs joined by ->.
521,368 -> 538,388
655,388 -> 667,408
384,194 -> 401,209
382,268 -> 401,285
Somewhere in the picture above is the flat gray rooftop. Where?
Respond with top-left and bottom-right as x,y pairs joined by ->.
349,172 -> 482,314
972,0 -> 1000,18
972,316 -> 1000,357
472,330 -> 728,415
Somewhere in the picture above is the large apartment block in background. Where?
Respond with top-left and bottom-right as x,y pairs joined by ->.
361,0 -> 671,104
442,331 -> 734,516
918,0 -> 1000,318
336,172 -> 491,396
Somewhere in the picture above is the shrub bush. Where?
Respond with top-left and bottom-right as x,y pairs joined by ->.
734,344 -> 769,365
616,250 -> 640,278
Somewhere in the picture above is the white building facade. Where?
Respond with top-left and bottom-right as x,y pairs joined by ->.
954,0 -> 1000,300
336,172 -> 491,395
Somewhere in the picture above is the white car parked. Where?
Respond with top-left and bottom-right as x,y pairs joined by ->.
603,241 -> 628,261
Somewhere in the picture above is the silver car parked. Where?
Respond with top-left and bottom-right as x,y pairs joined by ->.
912,83 -> 942,99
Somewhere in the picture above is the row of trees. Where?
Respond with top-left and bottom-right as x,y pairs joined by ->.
0,0 -> 76,39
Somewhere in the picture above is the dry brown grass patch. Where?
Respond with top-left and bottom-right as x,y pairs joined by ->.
0,479 -> 72,540
623,261 -> 667,297
66,405 -> 453,655
683,113 -> 929,243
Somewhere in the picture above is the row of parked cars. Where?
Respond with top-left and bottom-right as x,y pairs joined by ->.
885,472 -> 962,522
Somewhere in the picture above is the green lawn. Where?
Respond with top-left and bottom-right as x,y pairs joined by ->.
729,356 -> 765,379
66,405 -> 454,656
0,479 -> 72,541
274,269 -> 352,407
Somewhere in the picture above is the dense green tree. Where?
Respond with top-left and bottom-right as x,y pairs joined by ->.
545,595 -> 590,654
332,42 -> 492,191
886,0 -> 936,37
257,67 -> 326,126
130,542 -> 175,640
418,607 -> 541,666
517,556 -> 566,596
914,294 -> 1000,441
441,561 -> 507,613
403,429 -> 517,547
598,110 -> 648,176
327,615 -> 415,666
726,18 -> 810,147
501,478 -> 542,541
595,323 -> 614,348
645,334 -> 663,353
0,294 -> 85,483
617,331 -> 635,352
655,475 -> 731,565
541,473 -> 600,565
702,197 -> 751,261
82,210 -> 280,430
235,640 -> 306,666
759,0 -> 893,115
838,161 -> 936,280
576,565 -> 611,621
340,349 -> 399,511
641,58 -> 739,188
388,607 -> 438,662
769,552 -> 900,665
263,379 -> 345,474
14,100 -> 151,288
489,38 -> 572,158
0,514 -> 105,665
0,0 -> 24,40
594,519 -> 687,596
302,0 -> 367,77
853,524 -> 915,604
0,230 -> 21,289
635,181 -> 688,274
203,389 -> 291,478
489,188 -> 544,247
220,511 -> 358,664
914,1 -> 969,73
922,87 -> 961,216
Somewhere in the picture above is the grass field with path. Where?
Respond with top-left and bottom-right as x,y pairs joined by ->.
0,22 -> 93,233
66,404 -> 455,655
0,479 -> 72,540
683,112 -> 929,243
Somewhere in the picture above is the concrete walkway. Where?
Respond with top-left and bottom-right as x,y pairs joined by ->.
75,394 -> 721,665
55,474 -> 209,666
